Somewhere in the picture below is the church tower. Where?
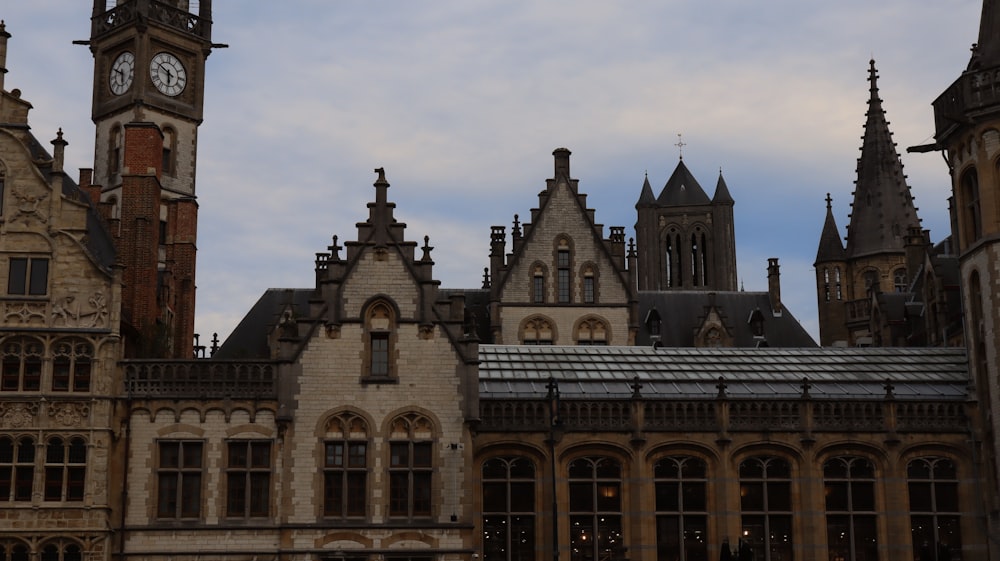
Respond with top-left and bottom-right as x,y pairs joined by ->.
931,0 -> 1000,542
634,158 -> 738,292
83,0 -> 216,358
815,61 -> 921,346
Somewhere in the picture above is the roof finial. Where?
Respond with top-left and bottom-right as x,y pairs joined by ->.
826,192 -> 832,210
867,58 -> 880,104
675,133 -> 686,161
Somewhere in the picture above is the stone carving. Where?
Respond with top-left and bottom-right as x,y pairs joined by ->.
10,185 -> 49,224
3,300 -> 47,325
51,291 -> 109,328
48,402 -> 91,427
0,402 -> 39,428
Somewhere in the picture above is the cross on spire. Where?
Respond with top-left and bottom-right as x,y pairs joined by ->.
675,133 -> 686,160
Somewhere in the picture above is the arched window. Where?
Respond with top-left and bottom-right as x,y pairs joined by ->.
664,234 -> 674,288
740,456 -> 793,561
40,540 -> 81,561
655,456 -> 707,561
388,412 -> 434,519
569,456 -> 623,561
0,436 -> 35,501
835,267 -> 843,300
557,238 -> 573,303
575,317 -> 609,345
482,456 -> 536,561
961,167 -> 982,245
690,233 -> 700,287
0,539 -> 30,561
522,316 -> 555,345
52,338 -> 93,392
582,265 -> 597,304
532,264 -> 547,304
908,457 -> 962,561
324,412 -> 369,518
1,337 -> 43,392
44,437 -> 86,501
824,456 -> 878,561
365,301 -> 395,379
823,267 -> 831,302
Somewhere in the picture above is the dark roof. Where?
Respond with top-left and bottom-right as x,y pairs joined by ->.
657,159 -> 711,206
712,172 -> 734,204
478,345 -> 968,400
214,288 -> 312,359
970,0 -> 1000,69
845,60 -> 921,258
636,291 -> 817,347
636,174 -> 656,206
815,195 -> 845,264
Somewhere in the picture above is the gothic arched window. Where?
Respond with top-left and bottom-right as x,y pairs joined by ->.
482,456 -> 536,561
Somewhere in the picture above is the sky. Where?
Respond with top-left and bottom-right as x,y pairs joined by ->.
2,1 -> 985,347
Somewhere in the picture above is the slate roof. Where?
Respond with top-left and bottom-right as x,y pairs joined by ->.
213,288 -> 312,359
845,61 -> 921,258
657,160 -> 711,206
636,291 -> 817,347
478,345 -> 969,400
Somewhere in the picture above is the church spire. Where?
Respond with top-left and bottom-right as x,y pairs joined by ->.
845,60 -> 920,258
970,0 -> 1000,69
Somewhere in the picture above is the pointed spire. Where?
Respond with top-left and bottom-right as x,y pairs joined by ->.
845,60 -> 920,258
970,0 -> 1000,69
816,193 -> 846,264
712,168 -> 734,204
636,172 -> 656,206
0,20 -> 10,92
657,160 -> 710,206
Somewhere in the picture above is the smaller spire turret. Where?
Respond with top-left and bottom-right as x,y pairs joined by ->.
636,173 -> 656,207
712,170 -> 734,204
816,193 -> 846,265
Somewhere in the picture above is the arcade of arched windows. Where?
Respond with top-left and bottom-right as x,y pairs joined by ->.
0,335 -> 104,394
476,445 -> 972,561
661,223 -> 711,289
0,538 -> 89,561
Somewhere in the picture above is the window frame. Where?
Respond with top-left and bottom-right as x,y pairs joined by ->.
482,456 -> 537,561
908,457 -> 962,561
7,257 -> 49,296
824,456 -> 878,561
0,436 -> 35,502
568,456 -> 624,561
225,440 -> 272,518
1,337 -> 43,392
43,437 -> 86,502
323,438 -> 368,518
654,455 -> 708,561
156,440 -> 204,519
739,456 -> 794,561
388,440 -> 433,519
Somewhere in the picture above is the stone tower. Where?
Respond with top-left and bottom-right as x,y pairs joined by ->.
634,158 -> 737,292
931,0 -> 1000,545
83,0 -> 216,358
815,60 -> 921,346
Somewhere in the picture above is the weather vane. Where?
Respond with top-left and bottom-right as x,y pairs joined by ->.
675,133 -> 686,160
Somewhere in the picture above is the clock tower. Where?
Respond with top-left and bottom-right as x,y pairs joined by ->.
84,0 -> 217,358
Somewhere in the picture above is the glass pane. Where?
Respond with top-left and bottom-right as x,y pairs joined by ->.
66,467 -> 85,501
324,472 -> 343,516
681,457 -> 706,478
655,458 -> 679,479
851,459 -> 874,478
251,442 -> 271,468
509,457 -> 535,478
683,481 -> 706,511
656,482 -> 679,512
908,459 -> 932,479
182,442 -> 202,468
740,458 -> 764,478
413,443 -> 432,467
46,440 -> 65,463
14,466 -> 32,501
157,473 -> 178,517
766,458 -> 791,478
249,472 -> 269,516
741,482 -> 764,511
767,481 -> 791,511
908,482 -> 933,512
28,259 -> 48,295
413,472 -> 432,516
483,516 -> 508,561
0,438 -> 12,463
596,483 -> 620,511
346,472 -> 366,516
326,442 -> 344,467
228,442 -> 248,468
482,482 -> 506,513
509,482 -> 534,512
44,466 -> 63,500
227,473 -> 246,516
825,482 -> 849,511
934,459 -> 957,479
824,459 -> 848,478
569,482 -> 593,512
935,482 -> 959,512
390,443 -> 408,467
595,459 -> 620,478
511,515 -> 536,561
68,439 -> 86,464
180,474 -> 201,517
568,459 -> 593,479
852,481 -> 876,511
7,258 -> 26,294
348,442 -> 366,468
17,438 -> 34,463
160,442 -> 180,468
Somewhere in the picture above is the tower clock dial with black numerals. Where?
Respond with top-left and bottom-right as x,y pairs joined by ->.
150,52 -> 187,97
109,51 -> 135,95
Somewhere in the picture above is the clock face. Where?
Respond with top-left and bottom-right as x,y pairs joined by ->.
150,52 -> 187,97
109,51 -> 135,95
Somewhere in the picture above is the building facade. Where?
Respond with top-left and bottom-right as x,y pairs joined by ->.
1,1 -> 998,561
